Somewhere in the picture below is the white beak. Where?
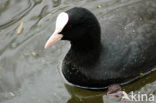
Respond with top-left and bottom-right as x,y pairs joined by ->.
44,12 -> 69,49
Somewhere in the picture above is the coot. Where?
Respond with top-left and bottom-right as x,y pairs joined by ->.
45,7 -> 156,90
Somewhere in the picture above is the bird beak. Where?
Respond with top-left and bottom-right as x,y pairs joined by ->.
44,12 -> 69,49
44,32 -> 63,49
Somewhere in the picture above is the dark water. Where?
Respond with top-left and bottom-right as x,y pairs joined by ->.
0,0 -> 156,103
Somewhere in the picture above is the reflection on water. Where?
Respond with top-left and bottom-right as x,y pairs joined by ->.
65,70 -> 156,103
0,0 -> 156,103
65,84 -> 105,103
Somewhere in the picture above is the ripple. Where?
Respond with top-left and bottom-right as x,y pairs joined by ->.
0,0 -> 35,30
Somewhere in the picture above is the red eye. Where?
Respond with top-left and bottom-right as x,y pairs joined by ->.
67,25 -> 72,29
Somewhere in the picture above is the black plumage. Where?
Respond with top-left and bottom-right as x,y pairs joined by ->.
58,6 -> 156,89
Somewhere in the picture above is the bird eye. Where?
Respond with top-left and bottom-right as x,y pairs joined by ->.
67,25 -> 72,29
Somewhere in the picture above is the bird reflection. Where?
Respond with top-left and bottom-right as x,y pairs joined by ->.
65,84 -> 105,103
64,70 -> 156,103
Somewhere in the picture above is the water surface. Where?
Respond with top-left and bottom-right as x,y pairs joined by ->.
0,0 -> 156,103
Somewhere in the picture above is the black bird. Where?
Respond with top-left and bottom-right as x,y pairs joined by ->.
45,6 -> 156,91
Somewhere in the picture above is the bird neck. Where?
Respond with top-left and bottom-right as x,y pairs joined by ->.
70,18 -> 101,53
64,14 -> 102,68
65,32 -> 102,68
71,36 -> 101,52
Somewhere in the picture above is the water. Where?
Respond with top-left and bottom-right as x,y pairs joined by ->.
0,0 -> 156,103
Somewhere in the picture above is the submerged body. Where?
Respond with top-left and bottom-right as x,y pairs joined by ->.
45,1 -> 156,89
